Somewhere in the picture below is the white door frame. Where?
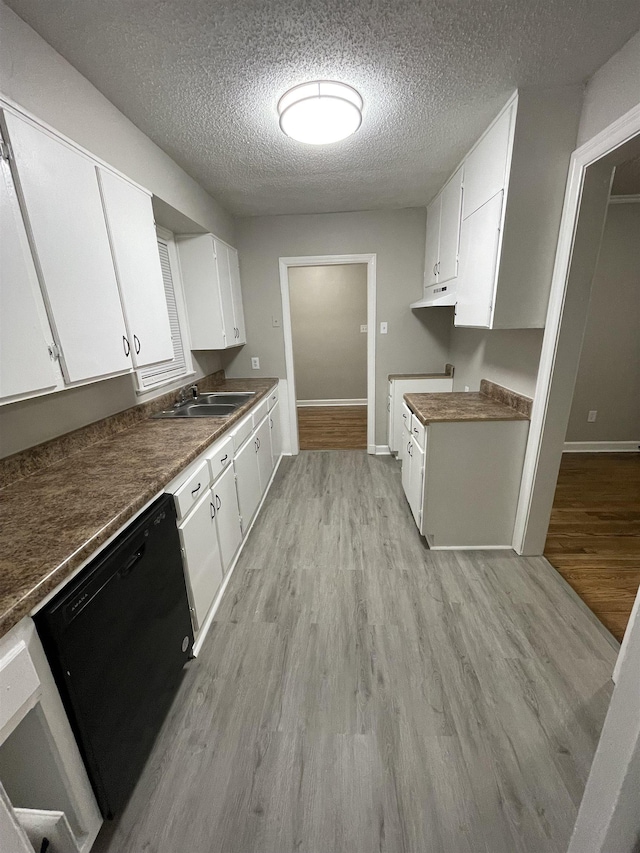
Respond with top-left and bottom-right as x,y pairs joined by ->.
513,102 -> 640,554
278,254 -> 377,455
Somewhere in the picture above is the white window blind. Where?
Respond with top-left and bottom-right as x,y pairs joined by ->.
137,236 -> 188,389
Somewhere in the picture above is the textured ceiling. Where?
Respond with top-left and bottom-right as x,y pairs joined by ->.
5,0 -> 640,216
612,154 -> 640,195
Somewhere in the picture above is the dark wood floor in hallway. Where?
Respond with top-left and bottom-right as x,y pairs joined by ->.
297,405 -> 367,449
95,452 -> 617,853
544,452 -> 640,642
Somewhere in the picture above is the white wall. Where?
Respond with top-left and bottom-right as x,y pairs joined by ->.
566,203 -> 640,442
223,208 -> 452,444
289,264 -> 368,402
0,1 -> 233,459
577,30 -> 640,147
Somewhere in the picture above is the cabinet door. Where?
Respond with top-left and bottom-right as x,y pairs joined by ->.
462,106 -> 513,219
437,167 -> 463,284
455,191 -> 504,329
227,246 -> 246,344
233,435 -> 262,534
269,401 -> 282,466
212,464 -> 242,574
3,112 -> 130,383
213,238 -> 235,346
408,439 -> 425,527
178,489 -> 223,631
0,150 -> 57,400
387,391 -> 394,453
176,235 -> 225,349
97,169 -> 173,368
424,194 -> 441,287
255,416 -> 274,491
401,436 -> 412,501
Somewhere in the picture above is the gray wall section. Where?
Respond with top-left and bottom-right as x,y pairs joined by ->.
223,208 -> 452,445
577,30 -> 640,148
0,2 -> 235,244
566,203 -> 640,442
289,265 -> 368,401
448,328 -> 544,398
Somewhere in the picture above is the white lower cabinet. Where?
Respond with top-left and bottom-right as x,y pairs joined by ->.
269,401 -> 282,466
388,375 -> 453,453
177,488 -> 223,631
255,416 -> 274,490
401,417 -> 529,548
212,464 -> 242,573
233,431 -> 263,535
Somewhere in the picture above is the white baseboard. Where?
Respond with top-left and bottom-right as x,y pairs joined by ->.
563,440 -> 640,453
374,445 -> 391,455
297,398 -> 367,407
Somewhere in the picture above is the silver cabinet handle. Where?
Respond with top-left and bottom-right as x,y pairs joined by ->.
220,453 -> 228,465
191,483 -> 201,497
210,501 -> 215,519
216,494 -> 221,510
133,334 -> 141,355
122,336 -> 130,357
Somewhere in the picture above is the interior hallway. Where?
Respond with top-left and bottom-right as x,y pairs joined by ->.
544,452 -> 640,642
94,452 -> 616,853
297,406 -> 367,450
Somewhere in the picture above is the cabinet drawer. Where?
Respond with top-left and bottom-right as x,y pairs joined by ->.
252,398 -> 269,428
172,460 -> 210,520
0,640 -> 41,734
411,415 -> 426,449
266,386 -> 279,411
231,413 -> 253,451
206,436 -> 234,483
401,402 -> 412,434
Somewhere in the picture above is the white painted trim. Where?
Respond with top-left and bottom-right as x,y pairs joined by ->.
609,193 -> 640,204
296,398 -> 367,407
193,452 -> 283,656
513,102 -> 640,555
375,445 -> 391,455
279,254 -> 377,456
428,544 -> 515,551
564,441 -> 640,453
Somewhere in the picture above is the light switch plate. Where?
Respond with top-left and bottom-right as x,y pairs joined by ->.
272,316 -> 281,328
380,322 -> 388,334
251,357 -> 260,369
587,410 -> 597,422
360,325 -> 367,333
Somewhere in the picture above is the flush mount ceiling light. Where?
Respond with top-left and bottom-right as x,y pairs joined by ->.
277,81 -> 363,145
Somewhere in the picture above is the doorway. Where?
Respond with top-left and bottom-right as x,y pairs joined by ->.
279,254 -> 377,455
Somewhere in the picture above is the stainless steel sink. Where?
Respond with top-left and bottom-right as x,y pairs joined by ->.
195,392 -> 256,405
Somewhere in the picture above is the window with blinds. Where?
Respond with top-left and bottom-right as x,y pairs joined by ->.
137,235 -> 190,390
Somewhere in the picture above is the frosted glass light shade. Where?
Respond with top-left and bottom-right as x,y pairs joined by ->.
278,81 -> 363,145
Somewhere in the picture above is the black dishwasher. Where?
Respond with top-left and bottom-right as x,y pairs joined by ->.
35,493 -> 193,819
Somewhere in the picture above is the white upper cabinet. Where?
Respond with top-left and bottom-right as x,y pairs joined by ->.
422,167 -> 463,300
227,246 -> 246,344
0,146 -> 58,401
97,168 -> 174,368
177,233 -> 247,350
462,108 -> 513,220
3,111 -> 131,383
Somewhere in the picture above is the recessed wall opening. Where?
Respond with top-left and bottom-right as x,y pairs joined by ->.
289,263 -> 368,450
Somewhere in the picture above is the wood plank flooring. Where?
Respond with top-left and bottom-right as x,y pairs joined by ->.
94,452 -> 617,853
297,405 -> 367,450
544,452 -> 640,642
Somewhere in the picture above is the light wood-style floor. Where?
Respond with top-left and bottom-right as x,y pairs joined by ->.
95,452 -> 616,853
544,452 -> 640,642
297,405 -> 367,450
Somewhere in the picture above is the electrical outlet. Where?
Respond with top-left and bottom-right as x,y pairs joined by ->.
587,410 -> 597,422
360,324 -> 367,333
251,357 -> 260,370
380,322 -> 388,334
464,385 -> 470,392
272,316 -> 281,328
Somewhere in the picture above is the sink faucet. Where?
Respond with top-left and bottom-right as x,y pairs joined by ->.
175,384 -> 199,407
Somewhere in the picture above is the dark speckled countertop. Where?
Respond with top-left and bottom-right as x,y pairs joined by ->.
0,377 -> 277,637
404,380 -> 532,425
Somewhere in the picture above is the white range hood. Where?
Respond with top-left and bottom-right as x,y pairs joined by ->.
410,282 -> 457,308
